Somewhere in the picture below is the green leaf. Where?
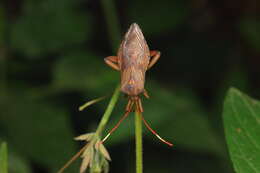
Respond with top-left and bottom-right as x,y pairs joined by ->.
10,1 -> 92,57
8,151 -> 32,173
223,88 -> 260,173
0,142 -> 8,173
0,95 -> 78,172
53,50 -> 118,93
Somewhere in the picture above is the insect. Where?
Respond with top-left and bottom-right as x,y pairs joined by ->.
102,23 -> 173,147
57,23 -> 173,173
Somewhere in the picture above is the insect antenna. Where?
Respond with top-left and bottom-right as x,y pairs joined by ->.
100,111 -> 131,143
138,110 -> 173,147
134,98 -> 173,147
100,100 -> 134,143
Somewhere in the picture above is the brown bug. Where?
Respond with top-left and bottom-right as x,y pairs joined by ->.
102,23 -> 173,146
57,23 -> 173,173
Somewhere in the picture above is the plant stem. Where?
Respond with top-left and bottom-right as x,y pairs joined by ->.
0,142 -> 8,173
96,85 -> 121,135
98,0 -> 121,136
135,111 -> 143,173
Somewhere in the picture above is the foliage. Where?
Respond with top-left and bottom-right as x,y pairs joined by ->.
223,88 -> 260,173
0,0 -> 259,172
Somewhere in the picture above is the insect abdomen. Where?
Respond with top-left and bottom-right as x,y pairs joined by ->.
121,67 -> 145,96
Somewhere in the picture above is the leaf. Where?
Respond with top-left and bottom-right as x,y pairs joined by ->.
0,140 -> 32,173
223,88 -> 260,173
82,145 -> 93,158
53,50 -> 118,93
80,154 -> 91,173
97,143 -> 111,161
80,146 -> 93,173
0,142 -> 8,173
79,96 -> 107,111
0,95 -> 78,172
149,83 -> 224,154
75,133 -> 95,141
8,151 -> 32,173
10,0 -> 92,57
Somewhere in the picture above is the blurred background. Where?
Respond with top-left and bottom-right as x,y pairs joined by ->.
0,0 -> 259,172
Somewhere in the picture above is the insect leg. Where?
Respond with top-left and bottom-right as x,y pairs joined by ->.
148,50 -> 161,69
143,89 -> 150,99
104,56 -> 120,71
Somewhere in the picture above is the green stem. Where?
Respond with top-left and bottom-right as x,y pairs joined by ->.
100,0 -> 121,52
99,0 -> 121,137
0,142 -> 8,173
96,85 -> 121,135
135,111 -> 143,173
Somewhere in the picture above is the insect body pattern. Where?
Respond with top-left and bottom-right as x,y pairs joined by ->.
103,23 -> 173,147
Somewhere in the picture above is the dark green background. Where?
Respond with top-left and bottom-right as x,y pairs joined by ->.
0,0 -> 259,172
